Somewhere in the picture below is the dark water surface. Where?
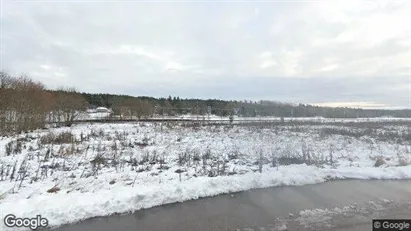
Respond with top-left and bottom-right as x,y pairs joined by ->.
52,180 -> 411,231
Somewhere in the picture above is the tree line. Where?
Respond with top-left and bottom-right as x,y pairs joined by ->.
0,72 -> 87,135
83,93 -> 411,118
1,71 -> 411,135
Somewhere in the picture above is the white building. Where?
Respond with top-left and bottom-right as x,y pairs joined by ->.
95,107 -> 112,113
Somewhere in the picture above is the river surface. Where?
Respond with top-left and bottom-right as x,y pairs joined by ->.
52,180 -> 411,231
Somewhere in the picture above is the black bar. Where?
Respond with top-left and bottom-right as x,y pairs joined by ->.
373,220 -> 411,230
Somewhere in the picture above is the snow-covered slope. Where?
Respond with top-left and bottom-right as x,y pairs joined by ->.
0,122 -> 410,230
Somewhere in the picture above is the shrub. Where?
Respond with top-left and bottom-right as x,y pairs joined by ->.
40,131 -> 75,144
47,186 -> 60,193
5,139 -> 24,156
398,158 -> 410,166
374,157 -> 386,167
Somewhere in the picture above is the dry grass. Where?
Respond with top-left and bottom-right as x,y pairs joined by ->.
47,186 -> 60,193
374,157 -> 386,167
40,131 -> 75,144
398,158 -> 410,166
2,122 -> 410,197
320,126 -> 411,143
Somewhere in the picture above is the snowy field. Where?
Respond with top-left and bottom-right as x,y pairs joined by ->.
70,109 -> 411,123
0,121 -> 411,230
174,115 -> 411,123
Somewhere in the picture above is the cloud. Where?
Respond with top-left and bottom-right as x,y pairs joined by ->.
2,1 -> 410,108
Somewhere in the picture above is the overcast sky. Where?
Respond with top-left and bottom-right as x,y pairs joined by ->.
1,0 -> 410,108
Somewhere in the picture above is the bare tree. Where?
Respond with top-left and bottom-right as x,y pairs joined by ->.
54,88 -> 87,126
111,98 -> 153,120
163,100 -> 174,116
134,99 -> 153,119
0,72 -> 12,133
0,72 -> 52,134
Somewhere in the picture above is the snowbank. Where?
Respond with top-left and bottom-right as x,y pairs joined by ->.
1,165 -> 411,230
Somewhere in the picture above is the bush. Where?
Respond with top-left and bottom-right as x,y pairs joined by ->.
40,131 -> 75,144
398,158 -> 410,166
5,139 -> 24,156
374,157 -> 386,167
277,156 -> 306,165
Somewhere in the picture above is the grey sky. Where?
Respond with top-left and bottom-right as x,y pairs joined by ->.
1,0 -> 410,108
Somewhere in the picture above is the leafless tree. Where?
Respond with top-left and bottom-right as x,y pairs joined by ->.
0,72 -> 53,134
53,88 -> 87,126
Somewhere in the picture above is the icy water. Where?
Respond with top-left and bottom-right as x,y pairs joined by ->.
52,180 -> 411,231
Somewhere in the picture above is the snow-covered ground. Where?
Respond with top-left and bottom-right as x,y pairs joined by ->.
0,122 -> 410,230
182,115 -> 411,123
71,109 -> 411,123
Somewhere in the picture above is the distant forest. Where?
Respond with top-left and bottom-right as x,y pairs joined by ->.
81,93 -> 411,118
2,70 -> 411,136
